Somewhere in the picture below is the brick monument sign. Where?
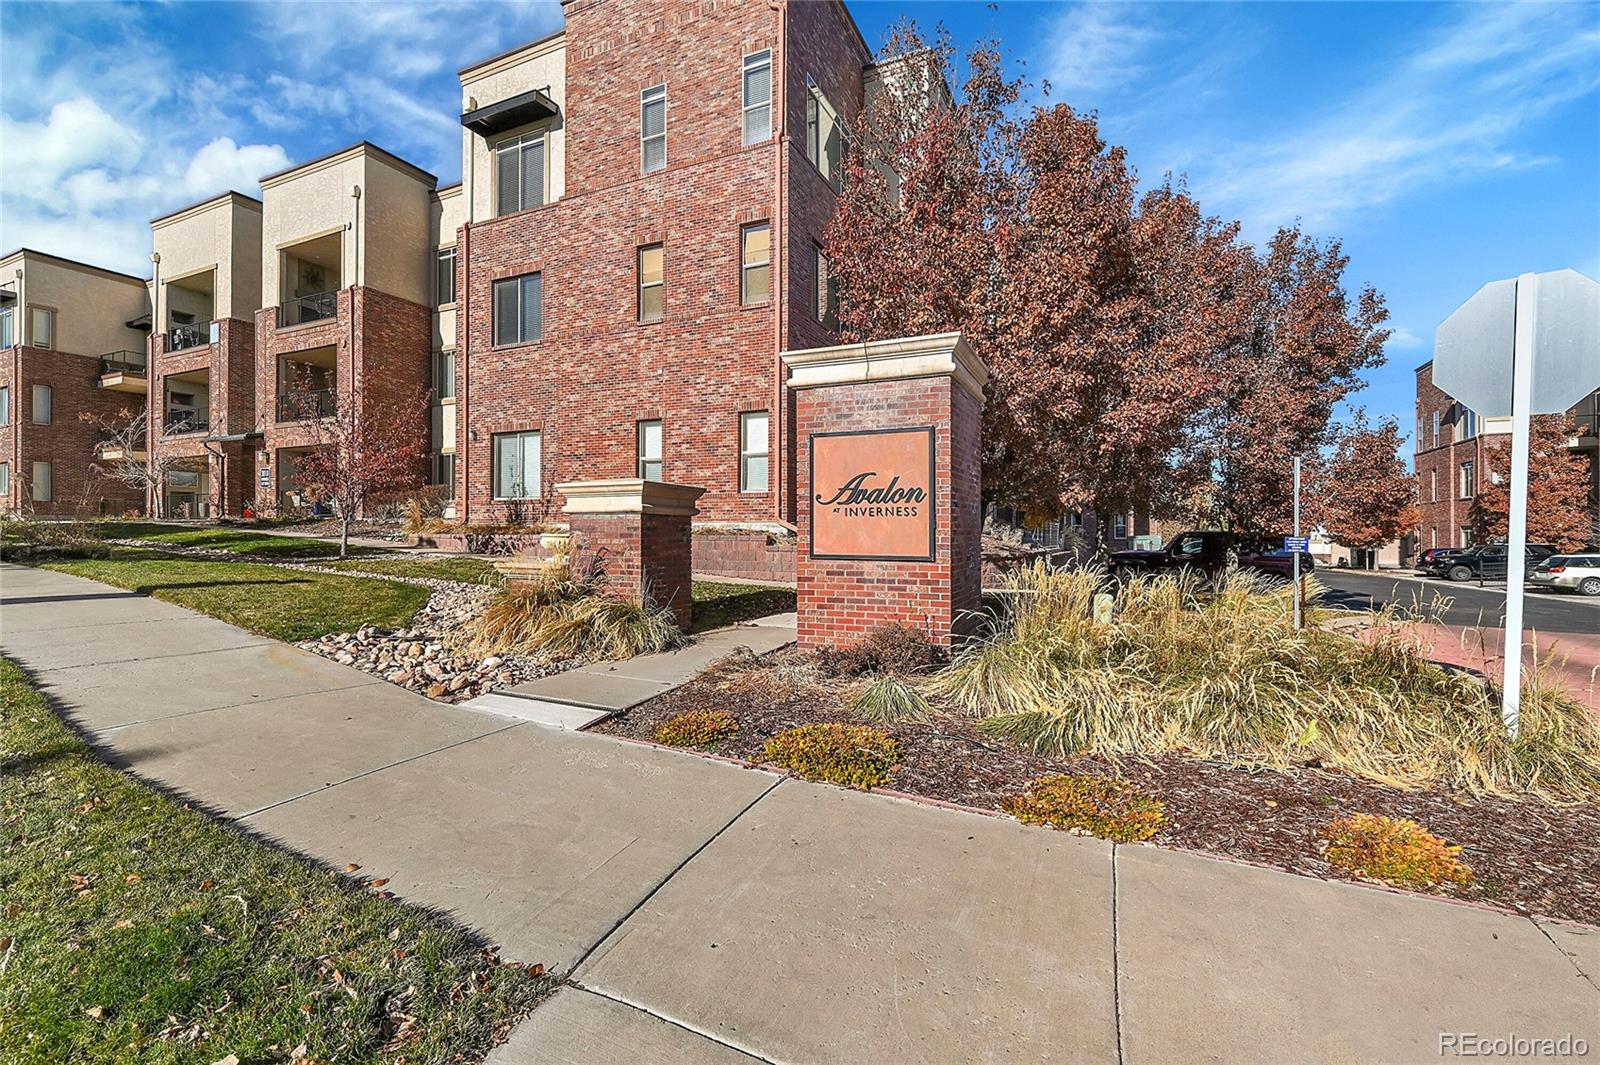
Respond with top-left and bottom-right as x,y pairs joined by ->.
557,479 -> 705,631
781,333 -> 987,648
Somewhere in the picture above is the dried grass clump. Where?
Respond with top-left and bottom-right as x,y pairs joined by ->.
817,624 -> 943,678
1003,775 -> 1166,842
936,562 -> 1600,803
1321,813 -> 1472,888
852,674 -> 932,724
655,708 -> 740,749
458,568 -> 683,664
762,723 -> 901,789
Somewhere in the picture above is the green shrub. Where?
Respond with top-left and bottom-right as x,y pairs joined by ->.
1321,814 -> 1472,888
937,563 -> 1600,803
655,708 -> 740,749
817,624 -> 942,678
1002,775 -> 1166,842
852,674 -> 932,723
762,723 -> 901,789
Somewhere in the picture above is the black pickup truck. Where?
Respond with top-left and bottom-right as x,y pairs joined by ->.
1109,530 -> 1313,582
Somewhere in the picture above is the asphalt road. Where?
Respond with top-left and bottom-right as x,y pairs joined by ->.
1314,569 -> 1599,635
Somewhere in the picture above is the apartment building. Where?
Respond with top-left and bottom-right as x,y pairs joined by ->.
148,192 -> 263,517
1414,360 -> 1599,551
0,249 -> 152,516
447,0 -> 875,548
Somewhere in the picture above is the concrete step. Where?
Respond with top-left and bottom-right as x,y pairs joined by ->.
459,691 -> 612,730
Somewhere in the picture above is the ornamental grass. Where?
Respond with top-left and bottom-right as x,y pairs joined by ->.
934,563 -> 1600,803
459,567 -> 683,664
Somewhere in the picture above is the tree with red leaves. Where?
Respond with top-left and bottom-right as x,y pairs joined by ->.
1471,416 -> 1596,552
288,378 -> 430,558
1318,414 -> 1420,551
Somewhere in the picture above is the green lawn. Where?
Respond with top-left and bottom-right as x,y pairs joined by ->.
691,580 -> 796,633
318,556 -> 504,586
0,658 -> 550,1063
91,522 -> 361,560
41,552 -> 431,642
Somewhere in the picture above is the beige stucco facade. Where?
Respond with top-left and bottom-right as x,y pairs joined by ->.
151,193 -> 264,327
460,32 -> 568,222
259,144 -> 438,310
430,183 -> 466,352
1,250 -> 149,357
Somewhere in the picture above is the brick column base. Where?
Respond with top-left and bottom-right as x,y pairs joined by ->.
558,479 -> 705,632
782,332 -> 987,649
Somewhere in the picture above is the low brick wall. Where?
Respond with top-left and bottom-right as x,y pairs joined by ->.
692,529 -> 797,584
408,531 -> 543,555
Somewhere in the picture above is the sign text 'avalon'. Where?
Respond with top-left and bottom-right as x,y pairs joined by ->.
809,427 -> 936,561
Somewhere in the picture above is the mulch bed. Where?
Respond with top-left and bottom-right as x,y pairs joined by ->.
594,648 -> 1600,927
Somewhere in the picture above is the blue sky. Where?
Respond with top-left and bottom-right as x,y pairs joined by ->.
2,1 -> 1596,456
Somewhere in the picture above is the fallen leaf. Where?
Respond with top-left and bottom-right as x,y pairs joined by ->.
369,879 -> 389,889
126,874 -> 142,883
0,936 -> 13,952
114,919 -> 134,930
85,1006 -> 105,1020
210,1056 -> 240,1065
344,864 -> 361,873
199,879 -> 215,892
527,963 -> 546,978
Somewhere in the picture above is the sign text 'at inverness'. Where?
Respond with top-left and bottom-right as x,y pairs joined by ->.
809,427 -> 936,561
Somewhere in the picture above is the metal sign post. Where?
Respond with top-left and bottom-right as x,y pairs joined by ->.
1499,276 -> 1538,735
1292,456 -> 1302,631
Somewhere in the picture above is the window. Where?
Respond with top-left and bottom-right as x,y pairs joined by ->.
804,80 -> 848,188
495,132 -> 546,216
1461,527 -> 1474,548
813,246 -> 838,329
0,385 -> 8,425
1459,461 -> 1476,499
1431,410 -> 1441,448
1458,406 -> 1477,441
493,273 -> 542,346
641,84 -> 667,173
435,452 -> 456,493
31,460 -> 51,503
0,462 -> 8,496
740,411 -> 769,493
435,247 -> 457,306
434,350 -> 456,400
1113,513 -> 1128,539
637,419 -> 662,481
31,384 -> 51,425
491,431 -> 541,499
0,306 -> 12,348
638,244 -> 664,323
1429,468 -> 1437,503
1067,511 -> 1083,529
742,50 -> 772,145
30,307 -> 54,350
740,223 -> 770,305
1430,526 -> 1437,548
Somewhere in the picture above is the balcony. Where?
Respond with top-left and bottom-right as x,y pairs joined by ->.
98,350 -> 148,394
279,291 -> 338,328
167,320 -> 213,352
277,388 -> 336,422
164,410 -> 210,435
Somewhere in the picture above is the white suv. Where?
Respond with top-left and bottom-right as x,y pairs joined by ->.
1530,554 -> 1600,597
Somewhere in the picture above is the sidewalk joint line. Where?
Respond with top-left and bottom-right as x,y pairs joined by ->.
566,774 -> 784,979
88,678 -> 383,734
234,721 -> 526,821
567,984 -> 781,1064
1531,916 -> 1600,993
1112,842 -> 1126,1065
8,639 -> 275,672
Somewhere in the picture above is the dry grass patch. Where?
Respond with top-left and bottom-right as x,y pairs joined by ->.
1003,774 -> 1166,841
852,674 -> 933,724
762,723 -> 902,789
458,568 -> 682,664
655,708 -> 740,749
1321,813 -> 1473,888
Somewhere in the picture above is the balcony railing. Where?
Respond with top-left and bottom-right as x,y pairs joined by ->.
279,291 -> 339,327
99,350 -> 147,375
167,320 -> 213,352
277,388 -> 336,421
164,410 -> 210,434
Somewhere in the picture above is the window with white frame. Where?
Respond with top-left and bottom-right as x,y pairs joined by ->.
495,132 -> 546,216
434,349 -> 456,400
1113,513 -> 1128,539
740,411 -> 769,493
0,462 -> 8,496
740,223 -> 770,305
0,385 -> 9,425
0,306 -> 13,348
29,306 -> 54,350
641,84 -> 667,173
1458,406 -> 1477,440
637,420 -> 662,481
493,273 -> 542,346
31,460 -> 51,502
435,247 -> 457,306
742,50 -> 772,145
1429,468 -> 1437,502
804,79 -> 848,188
1430,526 -> 1437,548
31,383 -> 51,425
1459,460 -> 1476,499
1461,526 -> 1474,548
435,452 -> 456,493
491,431 -> 541,499
638,244 -> 664,322
1431,410 -> 1441,448
813,246 -> 838,329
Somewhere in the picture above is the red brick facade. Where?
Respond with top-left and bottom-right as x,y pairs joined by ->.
569,510 -> 696,629
0,346 -> 146,516
691,529 -> 797,583
148,317 -> 259,517
455,0 -> 870,538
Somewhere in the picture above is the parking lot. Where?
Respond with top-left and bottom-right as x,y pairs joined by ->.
1316,569 -> 1599,635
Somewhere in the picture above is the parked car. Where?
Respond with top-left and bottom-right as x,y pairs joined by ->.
1414,547 -> 1466,572
1428,543 -> 1557,582
1529,554 -> 1600,597
1109,530 -> 1314,582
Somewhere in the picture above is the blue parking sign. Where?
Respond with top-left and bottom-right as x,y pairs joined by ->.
1283,536 -> 1309,552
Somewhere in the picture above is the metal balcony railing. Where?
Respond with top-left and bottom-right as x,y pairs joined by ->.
164,410 -> 209,434
278,291 -> 339,327
167,320 -> 213,352
99,350 -> 147,375
276,388 -> 336,421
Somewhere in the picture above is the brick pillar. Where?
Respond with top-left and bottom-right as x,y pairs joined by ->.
558,479 -> 705,631
782,332 -> 987,649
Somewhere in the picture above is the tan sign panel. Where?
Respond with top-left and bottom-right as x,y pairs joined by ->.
810,427 -> 935,561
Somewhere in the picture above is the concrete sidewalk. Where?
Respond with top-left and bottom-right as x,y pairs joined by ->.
3,562 -> 1595,1064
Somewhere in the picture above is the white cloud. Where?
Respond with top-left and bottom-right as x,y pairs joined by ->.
183,138 -> 292,197
1385,327 -> 1426,351
1041,3 -> 1160,96
0,98 -> 140,191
